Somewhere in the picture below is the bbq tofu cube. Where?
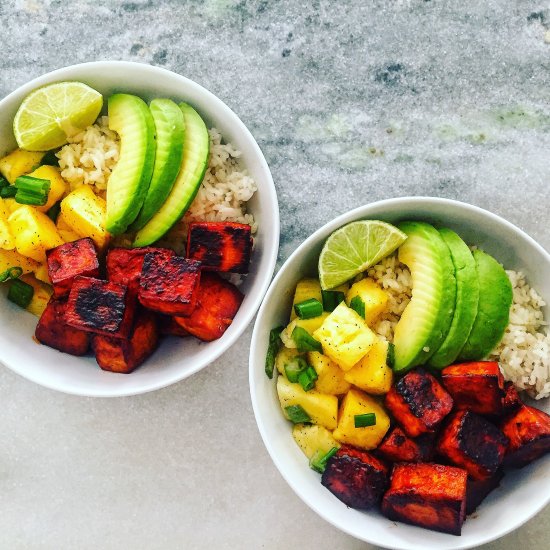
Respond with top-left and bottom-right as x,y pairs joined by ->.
107,247 -> 174,295
46,238 -> 99,297
321,445 -> 389,509
384,368 -> 453,437
441,361 -> 505,416
158,315 -> 189,337
92,309 -> 159,374
65,277 -> 135,338
466,471 -> 504,514
502,381 -> 522,414
174,272 -> 243,341
381,463 -> 468,535
139,254 -> 201,316
35,296 -> 90,355
501,405 -> 550,468
437,410 -> 508,480
377,427 -> 433,463
186,221 -> 252,273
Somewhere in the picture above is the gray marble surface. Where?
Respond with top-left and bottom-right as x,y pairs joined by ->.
1,0 -> 549,548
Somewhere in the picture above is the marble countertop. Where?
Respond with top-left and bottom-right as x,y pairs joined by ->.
1,1 -> 549,548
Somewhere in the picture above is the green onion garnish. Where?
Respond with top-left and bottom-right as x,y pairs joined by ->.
292,326 -> 323,353
354,413 -> 377,428
386,342 -> 395,369
0,185 -> 17,198
285,404 -> 311,424
350,296 -> 366,318
298,365 -> 318,391
284,356 -> 309,383
46,202 -> 61,222
14,175 -> 51,206
309,446 -> 339,473
40,150 -> 60,167
0,176 -> 9,189
265,326 -> 284,379
0,266 -> 23,283
294,298 -> 323,319
321,290 -> 345,312
8,279 -> 34,309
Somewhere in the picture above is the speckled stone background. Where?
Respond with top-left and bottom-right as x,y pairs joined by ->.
0,1 -> 549,548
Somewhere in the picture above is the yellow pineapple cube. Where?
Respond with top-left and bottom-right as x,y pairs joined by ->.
344,339 -> 393,395
20,274 -> 53,317
0,248 -> 39,274
2,198 -> 20,214
313,302 -> 377,370
280,313 -> 329,348
275,347 -> 303,376
345,278 -> 389,326
0,199 -> 15,250
307,351 -> 351,395
290,278 -> 323,320
292,424 -> 340,459
33,263 -> 52,285
333,388 -> 390,450
0,149 -> 45,184
56,211 -> 82,243
27,165 -> 69,213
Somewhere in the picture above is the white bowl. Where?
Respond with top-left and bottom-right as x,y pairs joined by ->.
0,61 -> 279,397
249,197 -> 550,550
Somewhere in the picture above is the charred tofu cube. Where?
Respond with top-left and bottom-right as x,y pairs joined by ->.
139,254 -> 201,316
174,272 -> 243,341
65,276 -> 135,338
186,221 -> 252,273
502,381 -> 522,414
437,410 -> 508,480
441,361 -> 504,416
381,463 -> 467,535
377,427 -> 433,463
501,405 -> 550,468
384,368 -> 453,437
466,471 -> 504,514
46,237 -> 99,297
35,296 -> 90,355
321,445 -> 388,509
92,309 -> 159,373
106,247 -> 174,295
158,314 -> 189,337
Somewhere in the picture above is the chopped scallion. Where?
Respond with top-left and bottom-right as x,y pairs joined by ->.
0,176 -> 9,189
309,446 -> 339,473
354,413 -> 377,428
294,298 -> 323,319
265,326 -> 284,379
285,404 -> 311,424
291,326 -> 323,353
350,296 -> 366,318
298,365 -> 318,391
46,202 -> 61,222
321,290 -> 345,312
7,279 -> 34,309
386,342 -> 395,369
14,175 -> 50,206
0,266 -> 23,283
0,185 -> 17,198
284,356 -> 309,383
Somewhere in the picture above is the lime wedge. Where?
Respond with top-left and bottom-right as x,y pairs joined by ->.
318,220 -> 408,289
13,82 -> 103,151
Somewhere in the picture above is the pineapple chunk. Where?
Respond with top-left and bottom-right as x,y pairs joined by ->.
0,248 -> 39,274
20,274 -> 53,317
277,376 -> 338,430
60,186 -> 110,249
275,347 -> 303,376
0,199 -> 15,250
56,212 -> 82,243
27,165 -> 69,213
313,302 -> 377,370
307,351 -> 351,395
33,263 -> 52,284
2,198 -> 20,214
292,424 -> 340,459
333,388 -> 390,450
0,149 -> 44,184
290,278 -> 323,320
344,339 -> 393,395
280,313 -> 329,348
8,206 -> 64,262
345,278 -> 389,326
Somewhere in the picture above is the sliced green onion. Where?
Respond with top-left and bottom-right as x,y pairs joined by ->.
292,326 -> 323,353
354,413 -> 377,428
14,175 -> 50,206
285,404 -> 311,424
265,326 -> 284,379
0,266 -> 23,283
298,365 -> 318,391
309,446 -> 339,473
321,290 -> 345,312
284,356 -> 309,383
0,185 -> 17,198
40,150 -> 60,167
386,342 -> 395,369
294,298 -> 323,319
46,202 -> 61,222
0,176 -> 9,189
350,296 -> 366,318
8,279 -> 34,308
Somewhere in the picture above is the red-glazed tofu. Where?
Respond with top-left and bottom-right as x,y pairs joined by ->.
321,445 -> 388,509
139,254 -> 201,316
502,381 -> 522,414
65,276 -> 136,338
46,238 -> 99,297
377,427 -> 433,463
441,361 -> 505,416
158,315 -> 190,337
466,471 -> 504,514
437,410 -> 508,480
384,369 -> 454,438
35,296 -> 90,355
501,405 -> 550,468
106,247 -> 174,295
381,463 -> 468,535
92,309 -> 159,374
187,222 -> 252,273
174,273 -> 243,341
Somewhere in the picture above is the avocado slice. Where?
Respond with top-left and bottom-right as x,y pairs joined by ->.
393,221 -> 456,374
458,249 -> 513,361
428,228 -> 479,369
130,99 -> 185,231
106,94 -> 156,235
133,103 -> 209,247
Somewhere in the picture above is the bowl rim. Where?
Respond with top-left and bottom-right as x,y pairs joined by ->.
249,196 -> 550,549
0,60 -> 279,397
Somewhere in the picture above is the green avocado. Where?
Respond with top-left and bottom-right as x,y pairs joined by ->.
428,228 -> 479,369
458,249 -> 513,361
